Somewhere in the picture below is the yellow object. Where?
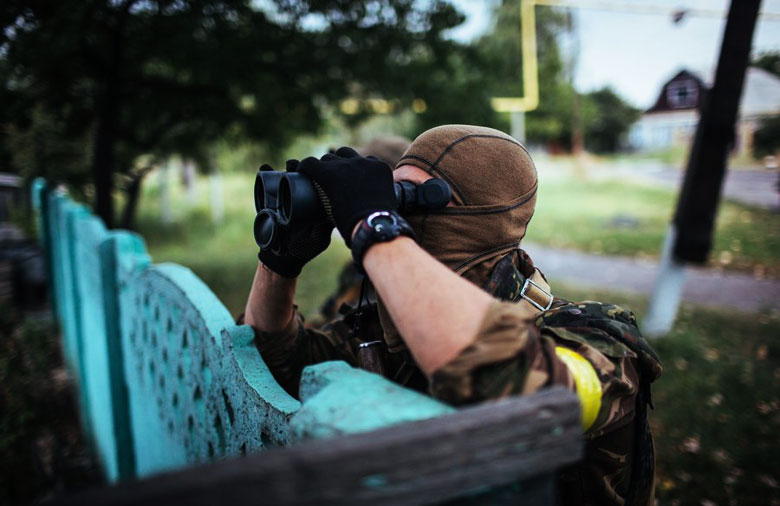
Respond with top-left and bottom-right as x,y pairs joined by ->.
555,346 -> 602,431
491,0 -> 539,113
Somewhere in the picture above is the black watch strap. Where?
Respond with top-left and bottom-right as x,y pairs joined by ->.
351,211 -> 415,270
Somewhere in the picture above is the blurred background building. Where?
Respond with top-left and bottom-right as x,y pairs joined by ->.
630,66 -> 780,157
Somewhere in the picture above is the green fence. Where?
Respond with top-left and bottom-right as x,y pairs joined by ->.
31,179 -> 455,483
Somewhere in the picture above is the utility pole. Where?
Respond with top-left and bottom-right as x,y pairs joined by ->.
642,0 -> 763,337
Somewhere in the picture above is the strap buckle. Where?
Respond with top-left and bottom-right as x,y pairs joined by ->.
520,277 -> 553,311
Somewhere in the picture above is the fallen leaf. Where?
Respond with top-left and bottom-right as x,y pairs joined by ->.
681,436 -> 700,454
712,448 -> 731,464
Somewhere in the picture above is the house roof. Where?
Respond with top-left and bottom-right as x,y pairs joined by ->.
646,69 -> 707,113
739,67 -> 780,117
646,66 -> 780,117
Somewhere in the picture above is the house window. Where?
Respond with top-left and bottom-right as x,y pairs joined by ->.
667,79 -> 698,109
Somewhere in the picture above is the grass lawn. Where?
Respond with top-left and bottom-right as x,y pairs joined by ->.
528,177 -> 779,278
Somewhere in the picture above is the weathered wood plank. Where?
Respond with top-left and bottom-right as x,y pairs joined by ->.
52,387 -> 581,506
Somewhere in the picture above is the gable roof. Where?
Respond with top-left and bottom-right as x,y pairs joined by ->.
646,67 -> 780,117
740,67 -> 780,117
646,69 -> 707,113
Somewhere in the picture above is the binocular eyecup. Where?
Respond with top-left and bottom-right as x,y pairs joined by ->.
253,209 -> 280,251
253,168 -> 452,253
393,178 -> 451,214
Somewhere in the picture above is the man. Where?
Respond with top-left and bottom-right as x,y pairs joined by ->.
244,125 -> 662,506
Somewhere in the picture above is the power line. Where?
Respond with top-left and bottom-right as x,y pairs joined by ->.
533,0 -> 780,21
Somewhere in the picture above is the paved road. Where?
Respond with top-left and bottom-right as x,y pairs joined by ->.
523,242 -> 780,314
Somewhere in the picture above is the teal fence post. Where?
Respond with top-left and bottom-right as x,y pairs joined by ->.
30,179 -> 57,318
48,192 -> 69,355
99,231 -> 150,481
59,199 -> 94,439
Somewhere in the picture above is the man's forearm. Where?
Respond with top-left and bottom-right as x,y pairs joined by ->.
244,262 -> 297,334
362,237 -> 493,376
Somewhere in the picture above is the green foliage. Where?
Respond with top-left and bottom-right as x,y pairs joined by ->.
5,105 -> 93,194
464,2 -> 638,152
1,0 -> 466,224
581,87 -> 641,153
414,45 -> 503,132
753,114 -> 780,158
474,2 -> 574,146
752,50 -> 780,77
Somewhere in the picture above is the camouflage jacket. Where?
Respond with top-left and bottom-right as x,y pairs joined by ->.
253,250 -> 662,506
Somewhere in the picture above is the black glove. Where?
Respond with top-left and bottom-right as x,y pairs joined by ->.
296,147 -> 395,246
256,160 -> 333,278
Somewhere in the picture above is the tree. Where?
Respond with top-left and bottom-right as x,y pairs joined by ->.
1,0 -> 464,227
753,114 -> 780,159
752,50 -> 780,77
475,1 -> 574,148
582,87 -> 640,153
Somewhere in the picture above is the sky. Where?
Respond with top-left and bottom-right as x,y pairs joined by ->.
447,0 -> 780,108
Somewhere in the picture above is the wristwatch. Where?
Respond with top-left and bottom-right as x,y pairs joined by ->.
351,211 -> 415,270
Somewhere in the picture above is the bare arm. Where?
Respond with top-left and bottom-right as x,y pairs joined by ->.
244,263 -> 297,334
362,237 -> 494,375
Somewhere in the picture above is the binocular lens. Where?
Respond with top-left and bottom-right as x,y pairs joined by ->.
254,210 -> 279,250
278,173 -> 322,225
254,168 -> 284,212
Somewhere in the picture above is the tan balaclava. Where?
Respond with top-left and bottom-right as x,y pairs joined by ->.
379,124 -> 538,352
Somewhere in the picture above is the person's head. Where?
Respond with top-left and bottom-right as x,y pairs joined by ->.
393,124 -> 538,286
378,125 -> 538,353
356,135 -> 412,168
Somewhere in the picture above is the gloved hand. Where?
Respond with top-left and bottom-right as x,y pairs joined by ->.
256,159 -> 333,278
297,147 -> 395,246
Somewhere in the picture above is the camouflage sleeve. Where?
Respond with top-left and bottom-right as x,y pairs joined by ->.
250,307 -> 359,397
429,300 -> 641,438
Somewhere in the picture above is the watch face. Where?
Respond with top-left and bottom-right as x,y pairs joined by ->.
367,211 -> 397,232
372,216 -> 395,232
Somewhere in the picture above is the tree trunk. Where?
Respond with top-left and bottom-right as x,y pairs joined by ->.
120,172 -> 144,230
92,86 -> 119,228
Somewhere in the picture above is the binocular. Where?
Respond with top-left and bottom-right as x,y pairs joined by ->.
254,166 -> 451,253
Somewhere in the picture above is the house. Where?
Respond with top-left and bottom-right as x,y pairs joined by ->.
629,67 -> 780,157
